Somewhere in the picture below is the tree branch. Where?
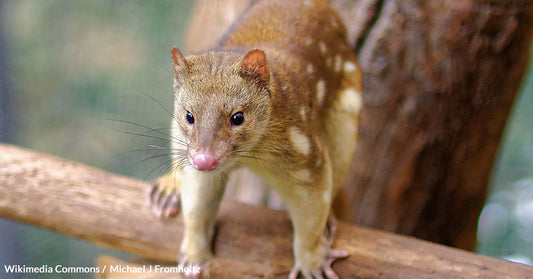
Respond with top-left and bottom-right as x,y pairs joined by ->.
0,143 -> 531,278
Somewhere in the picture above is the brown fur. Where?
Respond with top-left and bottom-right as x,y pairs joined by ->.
151,0 -> 362,277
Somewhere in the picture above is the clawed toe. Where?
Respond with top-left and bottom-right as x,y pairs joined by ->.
147,180 -> 181,218
289,214 -> 349,279
177,253 -> 204,279
163,194 -> 180,217
289,248 -> 348,279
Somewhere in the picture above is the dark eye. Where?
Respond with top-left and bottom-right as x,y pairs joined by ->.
230,112 -> 244,126
186,111 -> 195,124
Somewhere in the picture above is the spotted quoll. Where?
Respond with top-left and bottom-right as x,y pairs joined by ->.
148,0 -> 362,277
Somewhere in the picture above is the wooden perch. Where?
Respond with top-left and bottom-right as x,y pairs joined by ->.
0,143 -> 531,278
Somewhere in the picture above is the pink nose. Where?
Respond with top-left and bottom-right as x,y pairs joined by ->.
192,152 -> 218,171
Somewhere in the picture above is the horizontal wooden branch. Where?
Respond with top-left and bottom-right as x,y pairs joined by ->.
0,143 -> 531,278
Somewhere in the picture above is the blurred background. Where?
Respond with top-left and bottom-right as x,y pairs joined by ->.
0,1 -> 194,278
0,1 -> 531,278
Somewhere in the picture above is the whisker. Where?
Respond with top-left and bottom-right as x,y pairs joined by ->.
108,146 -> 171,160
107,118 -> 186,147
107,126 -> 171,143
140,148 -> 189,182
147,145 -> 178,151
142,157 -> 176,183
136,152 -> 176,166
136,89 -> 179,123
109,127 -> 188,149
105,91 -> 190,183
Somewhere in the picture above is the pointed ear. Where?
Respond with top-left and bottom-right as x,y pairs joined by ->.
239,49 -> 270,86
171,47 -> 189,79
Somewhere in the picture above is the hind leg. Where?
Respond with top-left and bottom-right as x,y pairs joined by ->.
323,57 -> 362,211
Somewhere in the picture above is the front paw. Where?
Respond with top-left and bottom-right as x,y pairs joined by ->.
290,215 -> 348,279
289,248 -> 349,279
146,174 -> 181,218
176,253 -> 204,279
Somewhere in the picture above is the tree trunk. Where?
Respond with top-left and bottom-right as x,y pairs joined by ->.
332,0 -> 533,250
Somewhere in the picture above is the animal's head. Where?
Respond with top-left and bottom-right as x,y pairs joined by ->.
170,47 -> 272,172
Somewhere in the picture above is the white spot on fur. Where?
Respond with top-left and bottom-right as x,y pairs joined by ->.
304,0 -> 314,8
300,106 -> 308,121
334,54 -> 343,73
289,126 -> 311,156
323,188 -> 331,204
307,63 -> 314,75
319,41 -> 327,54
281,84 -> 288,91
339,88 -> 362,113
305,36 -> 313,46
293,169 -> 313,183
343,61 -> 357,73
316,80 -> 326,106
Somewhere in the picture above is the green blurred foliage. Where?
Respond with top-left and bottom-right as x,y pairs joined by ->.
491,59 -> 533,192
4,0 -> 193,180
478,44 -> 533,265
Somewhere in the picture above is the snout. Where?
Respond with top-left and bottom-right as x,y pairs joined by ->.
191,151 -> 219,171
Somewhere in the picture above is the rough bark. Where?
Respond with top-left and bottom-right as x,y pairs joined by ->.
1,143 -> 532,278
330,0 -> 533,250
